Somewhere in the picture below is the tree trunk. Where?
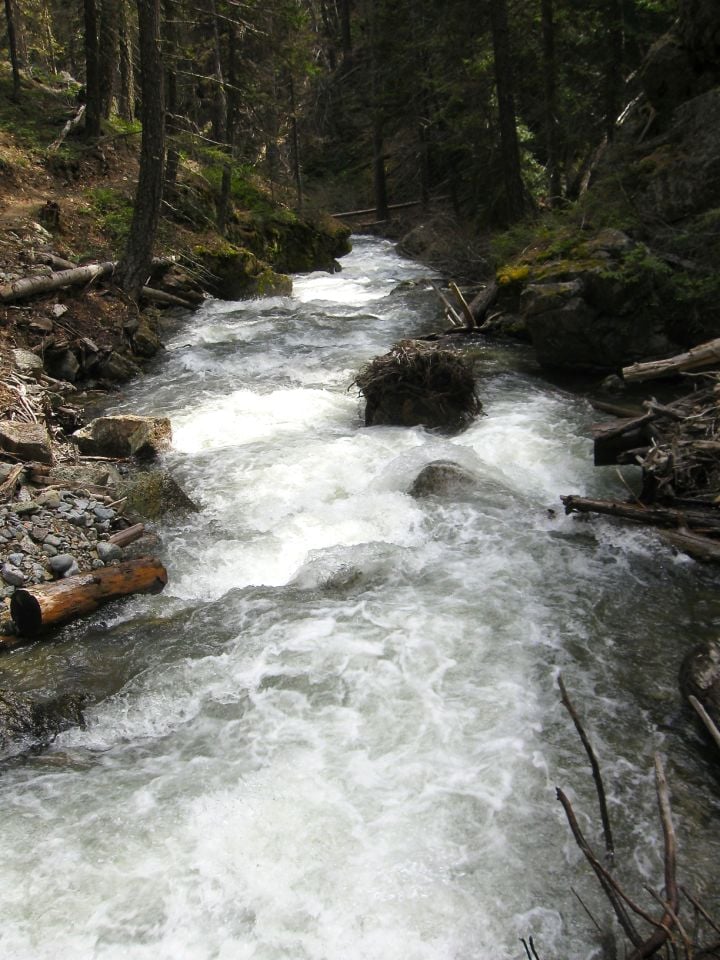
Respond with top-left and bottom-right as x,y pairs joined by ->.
541,0 -> 561,204
84,0 -> 102,137
117,0 -> 165,298
4,0 -> 21,101
678,0 -> 720,71
98,0 -> 120,117
489,0 -> 525,222
289,73 -> 303,211
10,557 -> 168,636
162,0 -> 180,193
339,0 -> 352,62
604,0 -> 624,141
372,120 -> 388,221
118,0 -> 135,120
217,19 -> 238,235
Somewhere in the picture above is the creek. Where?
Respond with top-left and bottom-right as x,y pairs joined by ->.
1,237 -> 719,959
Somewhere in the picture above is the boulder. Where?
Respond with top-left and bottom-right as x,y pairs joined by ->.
12,348 -> 44,378
98,351 -> 141,383
118,469 -> 198,520
0,689 -> 85,750
0,420 -> 54,465
131,318 -> 163,358
73,415 -> 172,460
45,346 -> 81,383
409,460 -> 478,498
680,637 -> 720,726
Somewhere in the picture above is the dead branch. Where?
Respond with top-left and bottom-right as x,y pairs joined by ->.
558,674 -> 615,862
688,696 -> 720,751
623,339 -> 720,383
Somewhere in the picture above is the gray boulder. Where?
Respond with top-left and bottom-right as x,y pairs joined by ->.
0,420 -> 54,465
0,689 -> 85,750
73,415 -> 172,460
409,460 -> 478,498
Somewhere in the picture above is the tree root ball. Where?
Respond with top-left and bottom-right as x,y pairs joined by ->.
354,340 -> 482,431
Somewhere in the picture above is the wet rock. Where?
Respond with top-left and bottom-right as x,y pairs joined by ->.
0,689 -> 85,750
409,461 -> 479,498
0,420 -> 54,465
99,351 -> 141,383
118,469 -> 198,521
131,319 -> 163,358
680,637 -> 720,726
73,414 -> 172,460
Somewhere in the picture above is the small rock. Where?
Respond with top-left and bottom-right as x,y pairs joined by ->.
44,534 -> 62,548
44,544 -> 58,557
93,506 -> 115,522
96,541 -> 122,563
91,559 -> 105,569
48,554 -> 78,578
12,348 -> 44,377
31,526 -> 49,543
7,553 -> 24,567
35,490 -> 61,510
52,303 -> 68,318
2,563 -> 26,587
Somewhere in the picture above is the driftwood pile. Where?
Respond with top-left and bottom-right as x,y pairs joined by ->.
563,342 -> 720,563
354,339 -> 481,430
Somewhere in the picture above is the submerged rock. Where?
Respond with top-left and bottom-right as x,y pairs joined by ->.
118,469 -> 198,521
409,460 -> 479,498
0,689 -> 85,750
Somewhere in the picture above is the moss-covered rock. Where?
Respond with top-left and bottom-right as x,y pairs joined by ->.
194,241 -> 292,300
118,470 -> 198,521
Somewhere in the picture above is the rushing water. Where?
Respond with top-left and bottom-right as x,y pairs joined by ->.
1,237 -> 719,960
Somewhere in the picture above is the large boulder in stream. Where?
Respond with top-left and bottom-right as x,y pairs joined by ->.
409,460 -> 479,498
354,341 -> 481,431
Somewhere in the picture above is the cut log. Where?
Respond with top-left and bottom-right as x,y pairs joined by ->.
10,556 -> 168,636
622,337 -> 720,382
0,262 -> 116,304
108,522 -> 145,548
35,252 -> 76,271
561,494 -> 720,534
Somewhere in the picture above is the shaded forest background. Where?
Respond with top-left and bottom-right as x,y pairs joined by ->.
0,0 -> 690,225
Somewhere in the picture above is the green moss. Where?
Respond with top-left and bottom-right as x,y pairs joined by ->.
86,186 -> 134,242
497,264 -> 530,286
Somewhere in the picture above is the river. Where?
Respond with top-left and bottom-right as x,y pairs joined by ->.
1,237 -> 718,959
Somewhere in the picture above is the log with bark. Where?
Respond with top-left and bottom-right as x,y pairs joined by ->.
561,494 -> 720,535
10,557 -> 168,637
0,262 -> 117,303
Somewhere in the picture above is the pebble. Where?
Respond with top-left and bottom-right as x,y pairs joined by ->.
44,534 -> 62,548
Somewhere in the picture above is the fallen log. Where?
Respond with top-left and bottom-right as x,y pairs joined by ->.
10,556 -> 168,636
449,282 -> 475,330
659,529 -> 720,563
108,522 -> 145,548
0,261 -> 116,303
140,286 -> 193,309
48,104 -> 86,152
622,337 -> 720,382
561,495 -> 720,534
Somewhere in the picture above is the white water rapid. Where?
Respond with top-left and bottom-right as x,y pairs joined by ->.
1,238 -> 719,960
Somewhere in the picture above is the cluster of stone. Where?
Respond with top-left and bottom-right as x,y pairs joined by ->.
0,486 -> 125,600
